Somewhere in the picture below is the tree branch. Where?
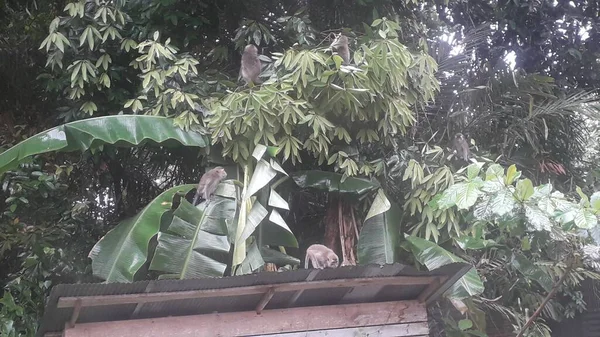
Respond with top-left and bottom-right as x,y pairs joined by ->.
515,264 -> 573,337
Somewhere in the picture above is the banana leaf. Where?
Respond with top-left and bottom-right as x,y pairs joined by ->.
260,246 -> 301,266
234,243 -> 300,276
89,184 -> 196,283
291,170 -> 379,199
235,241 -> 265,275
0,115 -> 208,175
404,235 -> 484,299
357,190 -> 401,265
149,195 -> 236,279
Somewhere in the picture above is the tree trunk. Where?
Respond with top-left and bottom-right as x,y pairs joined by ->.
323,195 -> 357,266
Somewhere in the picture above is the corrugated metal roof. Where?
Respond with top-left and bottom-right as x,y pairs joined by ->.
37,262 -> 469,337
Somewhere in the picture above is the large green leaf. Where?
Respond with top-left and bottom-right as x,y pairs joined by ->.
292,170 -> 380,198
364,189 -> 391,222
235,241 -> 265,275
511,253 -> 554,292
455,236 -> 498,250
589,226 -> 600,245
404,235 -> 484,299
89,184 -> 196,283
515,178 -> 535,201
524,205 -> 552,231
234,157 -> 297,269
438,180 -> 483,210
258,209 -> 299,248
591,192 -> 600,211
149,195 -> 236,279
238,201 -> 269,243
573,208 -> 598,229
233,165 -> 251,266
260,246 -> 301,266
490,189 -> 517,217
235,244 -> 300,276
485,164 -> 505,181
245,159 -> 277,198
0,115 -> 208,175
357,193 -> 401,265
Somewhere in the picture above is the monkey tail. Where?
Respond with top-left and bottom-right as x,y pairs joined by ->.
304,252 -> 310,269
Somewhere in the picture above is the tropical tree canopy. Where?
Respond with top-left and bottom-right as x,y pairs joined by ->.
2,1 -> 600,337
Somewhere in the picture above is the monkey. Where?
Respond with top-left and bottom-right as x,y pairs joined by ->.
330,33 -> 350,64
304,244 -> 339,269
452,133 -> 471,162
240,44 -> 262,86
192,166 -> 228,205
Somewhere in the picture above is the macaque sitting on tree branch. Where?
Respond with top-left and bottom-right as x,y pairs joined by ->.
240,44 -> 262,86
330,33 -> 350,64
452,133 -> 471,162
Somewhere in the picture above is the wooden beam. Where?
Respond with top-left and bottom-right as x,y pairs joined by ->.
337,264 -> 409,305
63,300 -> 427,337
129,281 -> 155,319
425,264 -> 472,304
286,269 -> 319,307
57,275 -> 436,309
417,277 -> 441,303
67,298 -> 82,328
255,287 -> 275,314
42,333 -> 62,337
251,322 -> 429,337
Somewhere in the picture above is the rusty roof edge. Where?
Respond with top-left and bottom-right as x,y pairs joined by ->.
40,262 -> 464,306
48,262 -> 467,290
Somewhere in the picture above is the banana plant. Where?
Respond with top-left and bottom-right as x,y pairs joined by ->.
89,148 -> 302,281
89,181 -> 238,282
232,144 -> 300,274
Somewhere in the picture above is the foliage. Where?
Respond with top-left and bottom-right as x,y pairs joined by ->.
88,144 -> 302,281
442,0 -> 600,90
419,23 -> 600,193
291,170 -> 380,198
450,70 -> 599,186
125,31 -> 217,130
405,235 -> 485,299
39,0 -> 134,121
433,161 -> 600,335
39,0 -> 220,128
89,180 -> 244,282
3,0 -> 600,336
206,18 -> 439,177
392,146 -> 458,242
0,162 -> 96,336
149,196 -> 236,279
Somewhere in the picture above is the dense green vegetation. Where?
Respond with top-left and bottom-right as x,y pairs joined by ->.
3,0 -> 600,336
